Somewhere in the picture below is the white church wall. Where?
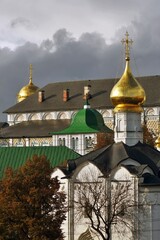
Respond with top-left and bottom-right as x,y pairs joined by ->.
51,164 -> 159,240
139,186 -> 160,240
52,133 -> 96,155
52,168 -> 69,240
70,164 -> 141,240
111,167 -> 138,240
72,162 -> 103,240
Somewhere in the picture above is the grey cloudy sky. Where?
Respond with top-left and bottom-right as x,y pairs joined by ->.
0,0 -> 160,120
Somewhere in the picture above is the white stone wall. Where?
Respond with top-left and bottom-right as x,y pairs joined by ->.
139,186 -> 160,240
53,133 -> 96,155
114,111 -> 143,145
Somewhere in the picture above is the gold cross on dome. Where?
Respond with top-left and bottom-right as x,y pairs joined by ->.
121,31 -> 133,60
29,64 -> 33,84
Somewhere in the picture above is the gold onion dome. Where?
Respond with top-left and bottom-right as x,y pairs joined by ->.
155,135 -> 160,149
110,32 -> 146,113
155,118 -> 160,148
17,64 -> 39,103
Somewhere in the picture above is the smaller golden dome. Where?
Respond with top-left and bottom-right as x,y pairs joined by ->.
110,32 -> 146,113
17,64 -> 39,103
155,135 -> 160,149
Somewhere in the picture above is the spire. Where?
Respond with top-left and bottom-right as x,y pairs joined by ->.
29,64 -> 33,85
84,97 -> 91,109
121,31 -> 133,61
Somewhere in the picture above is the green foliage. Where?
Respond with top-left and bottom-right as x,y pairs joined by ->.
0,155 -> 66,240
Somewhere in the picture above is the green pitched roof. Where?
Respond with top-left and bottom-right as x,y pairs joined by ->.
52,107 -> 112,135
0,146 -> 80,178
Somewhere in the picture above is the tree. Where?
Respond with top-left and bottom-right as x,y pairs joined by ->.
95,125 -> 155,150
143,124 -> 155,147
94,132 -> 114,150
0,155 -> 67,240
74,167 -> 141,240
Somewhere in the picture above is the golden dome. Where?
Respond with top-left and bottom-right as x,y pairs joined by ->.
17,64 -> 39,103
110,32 -> 146,113
155,135 -> 160,148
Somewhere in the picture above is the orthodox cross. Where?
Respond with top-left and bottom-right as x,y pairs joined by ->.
29,64 -> 33,84
121,31 -> 133,60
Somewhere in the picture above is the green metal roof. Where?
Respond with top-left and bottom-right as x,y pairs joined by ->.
52,107 -> 112,135
0,146 -> 80,178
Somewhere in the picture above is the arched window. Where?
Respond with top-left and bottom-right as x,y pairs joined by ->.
29,113 -> 40,121
58,112 -> 67,119
71,137 -> 78,150
43,113 -> 53,120
14,114 -> 26,123
59,138 -> 65,146
85,137 -> 93,149
145,108 -> 154,116
71,137 -> 76,150
75,137 -> 79,150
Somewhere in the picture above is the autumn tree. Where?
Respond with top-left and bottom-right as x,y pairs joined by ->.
0,155 -> 66,240
94,132 -> 114,150
74,167 -> 141,240
143,124 -> 155,147
95,124 -> 155,150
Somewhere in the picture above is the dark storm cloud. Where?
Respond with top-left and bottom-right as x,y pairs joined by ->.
0,29 -> 120,120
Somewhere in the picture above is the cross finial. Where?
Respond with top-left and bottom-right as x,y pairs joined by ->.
29,64 -> 33,84
121,31 -> 133,60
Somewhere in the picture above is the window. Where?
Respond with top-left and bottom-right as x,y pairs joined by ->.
85,137 -> 93,149
16,140 -> 24,147
31,141 -> 39,146
71,137 -> 78,150
71,137 -> 75,150
41,141 -> 49,146
59,138 -> 65,146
